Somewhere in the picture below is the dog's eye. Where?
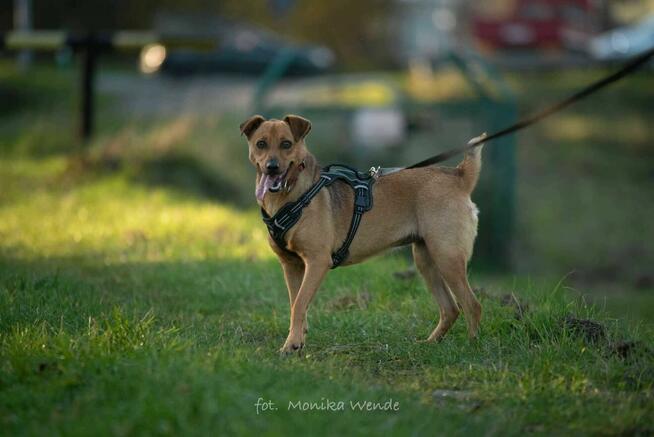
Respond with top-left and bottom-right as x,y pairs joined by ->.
280,140 -> 292,150
256,140 -> 267,149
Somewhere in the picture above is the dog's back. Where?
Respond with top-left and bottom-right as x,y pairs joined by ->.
331,146 -> 482,265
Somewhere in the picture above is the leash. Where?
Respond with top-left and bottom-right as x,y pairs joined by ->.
406,46 -> 654,170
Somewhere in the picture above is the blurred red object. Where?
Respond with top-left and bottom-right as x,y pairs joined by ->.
472,0 -> 597,52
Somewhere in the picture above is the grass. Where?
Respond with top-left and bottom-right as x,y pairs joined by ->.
1,61 -> 653,434
1,156 -> 653,435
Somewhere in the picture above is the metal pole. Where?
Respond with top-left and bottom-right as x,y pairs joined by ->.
13,0 -> 33,69
79,40 -> 97,142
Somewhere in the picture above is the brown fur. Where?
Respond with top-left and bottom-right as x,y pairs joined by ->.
241,114 -> 483,354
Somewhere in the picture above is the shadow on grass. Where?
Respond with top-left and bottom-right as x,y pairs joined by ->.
132,152 -> 250,207
0,253 -> 285,332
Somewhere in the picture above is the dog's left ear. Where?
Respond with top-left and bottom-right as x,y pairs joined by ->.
283,115 -> 312,142
240,115 -> 266,140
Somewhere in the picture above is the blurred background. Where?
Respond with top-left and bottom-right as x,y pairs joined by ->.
1,0 -> 653,318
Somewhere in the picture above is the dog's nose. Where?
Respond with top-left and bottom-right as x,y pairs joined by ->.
266,158 -> 280,173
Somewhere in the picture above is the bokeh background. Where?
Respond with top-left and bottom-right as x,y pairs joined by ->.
1,1 -> 653,319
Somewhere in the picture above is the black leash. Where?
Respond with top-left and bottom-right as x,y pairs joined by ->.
407,46 -> 654,169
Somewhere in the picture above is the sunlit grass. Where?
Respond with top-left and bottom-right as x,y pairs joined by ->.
540,113 -> 651,147
404,66 -> 477,102
0,158 -> 269,264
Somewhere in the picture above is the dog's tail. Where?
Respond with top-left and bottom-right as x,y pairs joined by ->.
457,143 -> 483,194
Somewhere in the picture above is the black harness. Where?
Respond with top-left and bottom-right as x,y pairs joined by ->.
261,164 -> 375,268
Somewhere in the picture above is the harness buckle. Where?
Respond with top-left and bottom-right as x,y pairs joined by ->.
354,189 -> 368,211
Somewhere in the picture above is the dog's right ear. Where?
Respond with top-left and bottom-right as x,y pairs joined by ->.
240,115 -> 266,140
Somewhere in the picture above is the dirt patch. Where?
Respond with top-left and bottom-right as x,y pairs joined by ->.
563,318 -> 650,361
474,288 -> 529,320
564,316 -> 606,343
499,293 -> 529,320
610,341 -> 639,359
608,340 -> 652,360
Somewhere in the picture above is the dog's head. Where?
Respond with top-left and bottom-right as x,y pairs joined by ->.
240,114 -> 312,201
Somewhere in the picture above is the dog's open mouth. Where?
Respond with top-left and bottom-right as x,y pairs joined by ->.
256,164 -> 292,201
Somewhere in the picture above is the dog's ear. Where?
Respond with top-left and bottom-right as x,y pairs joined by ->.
240,115 -> 266,140
283,115 -> 312,142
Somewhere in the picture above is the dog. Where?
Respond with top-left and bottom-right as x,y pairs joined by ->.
241,114 -> 482,354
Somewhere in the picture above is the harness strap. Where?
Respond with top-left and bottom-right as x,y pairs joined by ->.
261,174 -> 330,250
331,186 -> 367,267
261,165 -> 374,268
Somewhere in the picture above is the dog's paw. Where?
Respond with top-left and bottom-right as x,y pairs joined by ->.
279,333 -> 305,356
279,341 -> 304,357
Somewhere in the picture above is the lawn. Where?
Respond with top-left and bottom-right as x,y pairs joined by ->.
1,156 -> 653,435
1,61 -> 653,435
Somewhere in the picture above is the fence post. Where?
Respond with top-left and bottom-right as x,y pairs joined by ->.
13,0 -> 33,69
251,47 -> 297,114
78,36 -> 97,143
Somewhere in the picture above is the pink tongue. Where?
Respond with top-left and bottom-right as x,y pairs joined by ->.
256,174 -> 273,201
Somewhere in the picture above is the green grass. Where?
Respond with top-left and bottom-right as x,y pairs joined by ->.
1,62 -> 653,434
1,157 -> 653,435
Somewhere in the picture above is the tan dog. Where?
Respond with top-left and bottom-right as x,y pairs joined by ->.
241,114 -> 482,354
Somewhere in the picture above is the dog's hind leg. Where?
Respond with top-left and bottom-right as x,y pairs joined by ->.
423,236 -> 481,338
429,249 -> 481,339
412,243 -> 460,341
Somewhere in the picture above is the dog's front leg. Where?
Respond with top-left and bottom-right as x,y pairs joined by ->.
280,256 -> 308,334
280,256 -> 330,355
